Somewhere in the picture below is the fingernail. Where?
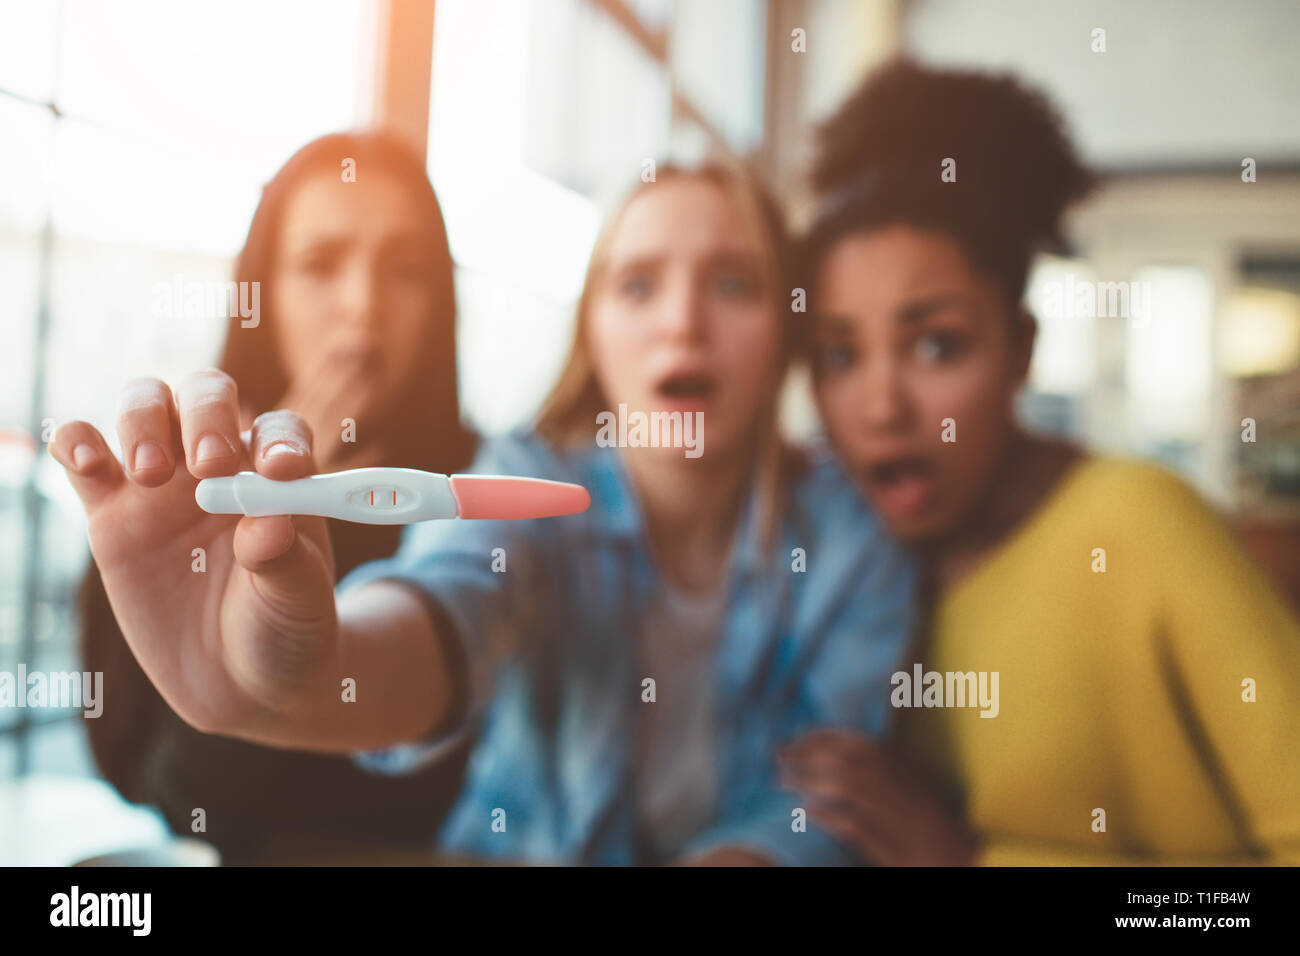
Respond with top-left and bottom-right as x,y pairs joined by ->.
195,433 -> 233,463
72,443 -> 98,470
133,441 -> 166,471
262,440 -> 304,459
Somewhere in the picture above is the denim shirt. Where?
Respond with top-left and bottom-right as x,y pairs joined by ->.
336,431 -> 915,865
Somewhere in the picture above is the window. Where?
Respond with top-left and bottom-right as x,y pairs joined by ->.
429,0 -> 766,434
0,0 -> 367,778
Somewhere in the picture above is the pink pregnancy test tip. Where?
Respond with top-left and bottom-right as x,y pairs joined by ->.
449,475 -> 591,520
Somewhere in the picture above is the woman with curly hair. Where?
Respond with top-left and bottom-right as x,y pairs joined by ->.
781,59 -> 1300,865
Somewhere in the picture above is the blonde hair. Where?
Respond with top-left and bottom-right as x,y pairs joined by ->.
535,160 -> 800,549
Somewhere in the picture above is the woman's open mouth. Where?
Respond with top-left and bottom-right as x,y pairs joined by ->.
863,456 -> 940,519
654,370 -> 717,413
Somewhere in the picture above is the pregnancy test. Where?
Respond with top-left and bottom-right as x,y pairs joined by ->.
194,467 -> 590,524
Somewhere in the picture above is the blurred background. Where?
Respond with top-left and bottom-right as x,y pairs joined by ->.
2,0 -> 1298,847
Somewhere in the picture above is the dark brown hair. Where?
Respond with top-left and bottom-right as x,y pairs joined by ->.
803,58 -> 1097,310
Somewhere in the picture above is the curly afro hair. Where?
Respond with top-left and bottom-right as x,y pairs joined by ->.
804,58 -> 1097,307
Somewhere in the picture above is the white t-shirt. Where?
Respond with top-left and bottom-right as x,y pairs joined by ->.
634,578 -> 727,862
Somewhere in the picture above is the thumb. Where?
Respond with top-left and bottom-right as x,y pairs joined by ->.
232,514 -> 336,621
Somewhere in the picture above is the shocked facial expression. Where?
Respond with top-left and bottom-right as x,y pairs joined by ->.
811,225 -> 1033,542
586,177 -> 783,464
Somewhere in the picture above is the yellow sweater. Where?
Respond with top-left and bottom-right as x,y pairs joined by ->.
892,457 -> 1300,865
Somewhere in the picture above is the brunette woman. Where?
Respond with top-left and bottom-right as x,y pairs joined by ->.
78,131 -> 477,862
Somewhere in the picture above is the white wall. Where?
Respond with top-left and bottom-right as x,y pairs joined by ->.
904,0 -> 1300,169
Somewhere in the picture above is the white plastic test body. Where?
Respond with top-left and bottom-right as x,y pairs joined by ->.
194,467 -> 590,525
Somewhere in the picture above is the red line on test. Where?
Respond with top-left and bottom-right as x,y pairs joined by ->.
369,490 -> 373,506
392,490 -> 396,505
